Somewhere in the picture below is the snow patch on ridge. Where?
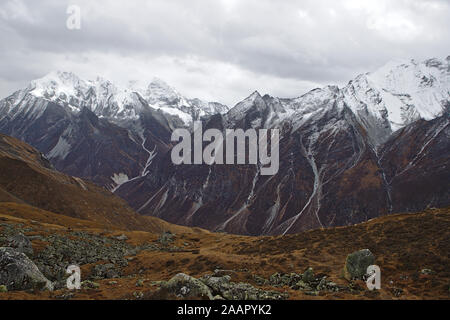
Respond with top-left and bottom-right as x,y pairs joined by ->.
111,173 -> 129,186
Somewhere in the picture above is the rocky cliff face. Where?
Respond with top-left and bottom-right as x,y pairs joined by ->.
0,57 -> 449,235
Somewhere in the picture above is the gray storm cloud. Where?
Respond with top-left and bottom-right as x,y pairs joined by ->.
0,0 -> 449,106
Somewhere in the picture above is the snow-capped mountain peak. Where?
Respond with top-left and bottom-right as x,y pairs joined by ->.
343,57 -> 449,144
222,57 -> 448,145
144,77 -> 187,106
139,77 -> 229,124
227,91 -> 263,118
26,71 -> 143,119
30,71 -> 85,99
10,72 -> 229,125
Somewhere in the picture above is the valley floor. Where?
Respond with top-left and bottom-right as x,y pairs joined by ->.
0,202 -> 449,300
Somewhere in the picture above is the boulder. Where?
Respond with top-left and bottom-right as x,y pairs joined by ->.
156,273 -> 288,300
201,275 -> 232,294
201,274 -> 288,300
160,273 -> 213,300
302,267 -> 315,283
0,247 -> 53,291
343,249 -> 375,280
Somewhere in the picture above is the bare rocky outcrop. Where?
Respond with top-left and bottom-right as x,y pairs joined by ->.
156,272 -> 288,300
343,249 -> 376,280
0,247 -> 53,291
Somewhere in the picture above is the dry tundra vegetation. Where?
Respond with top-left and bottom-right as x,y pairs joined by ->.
0,202 -> 449,300
0,133 -> 449,300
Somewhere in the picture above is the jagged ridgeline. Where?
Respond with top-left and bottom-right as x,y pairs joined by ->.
0,57 -> 449,235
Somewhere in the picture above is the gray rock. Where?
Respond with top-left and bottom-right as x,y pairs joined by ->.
81,280 -> 100,289
252,274 -> 268,286
294,280 -> 312,291
302,267 -> 315,283
0,247 -> 53,291
268,272 -> 302,287
213,269 -> 236,277
201,274 -> 288,300
158,231 -> 175,245
7,234 -> 33,256
201,275 -> 232,293
343,249 -> 375,280
160,273 -> 213,300
33,231 -> 138,284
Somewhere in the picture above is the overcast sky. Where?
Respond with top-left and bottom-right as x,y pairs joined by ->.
0,0 -> 449,106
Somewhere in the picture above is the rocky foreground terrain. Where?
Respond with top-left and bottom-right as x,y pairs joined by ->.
0,204 -> 449,300
0,133 -> 448,300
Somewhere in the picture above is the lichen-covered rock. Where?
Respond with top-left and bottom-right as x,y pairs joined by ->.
302,267 -> 315,283
160,273 -> 213,300
293,280 -> 313,291
201,274 -> 288,300
253,270 -> 345,294
252,274 -> 268,286
220,282 -> 287,300
201,275 -> 232,294
268,272 -> 302,287
32,231 -> 144,287
316,276 -> 342,292
7,234 -> 33,256
343,249 -> 375,280
158,231 -> 175,245
0,247 -> 53,291
0,284 -> 7,292
81,280 -> 100,289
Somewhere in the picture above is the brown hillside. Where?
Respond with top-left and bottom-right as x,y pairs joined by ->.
0,133 -> 189,233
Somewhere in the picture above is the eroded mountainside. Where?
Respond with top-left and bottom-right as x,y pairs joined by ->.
117,58 -> 450,235
0,57 -> 449,234
0,133 -> 186,233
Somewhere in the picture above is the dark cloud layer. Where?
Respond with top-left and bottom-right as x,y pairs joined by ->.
1,0 -> 449,105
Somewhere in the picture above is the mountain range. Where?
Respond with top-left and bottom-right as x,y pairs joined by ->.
0,56 -> 448,235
